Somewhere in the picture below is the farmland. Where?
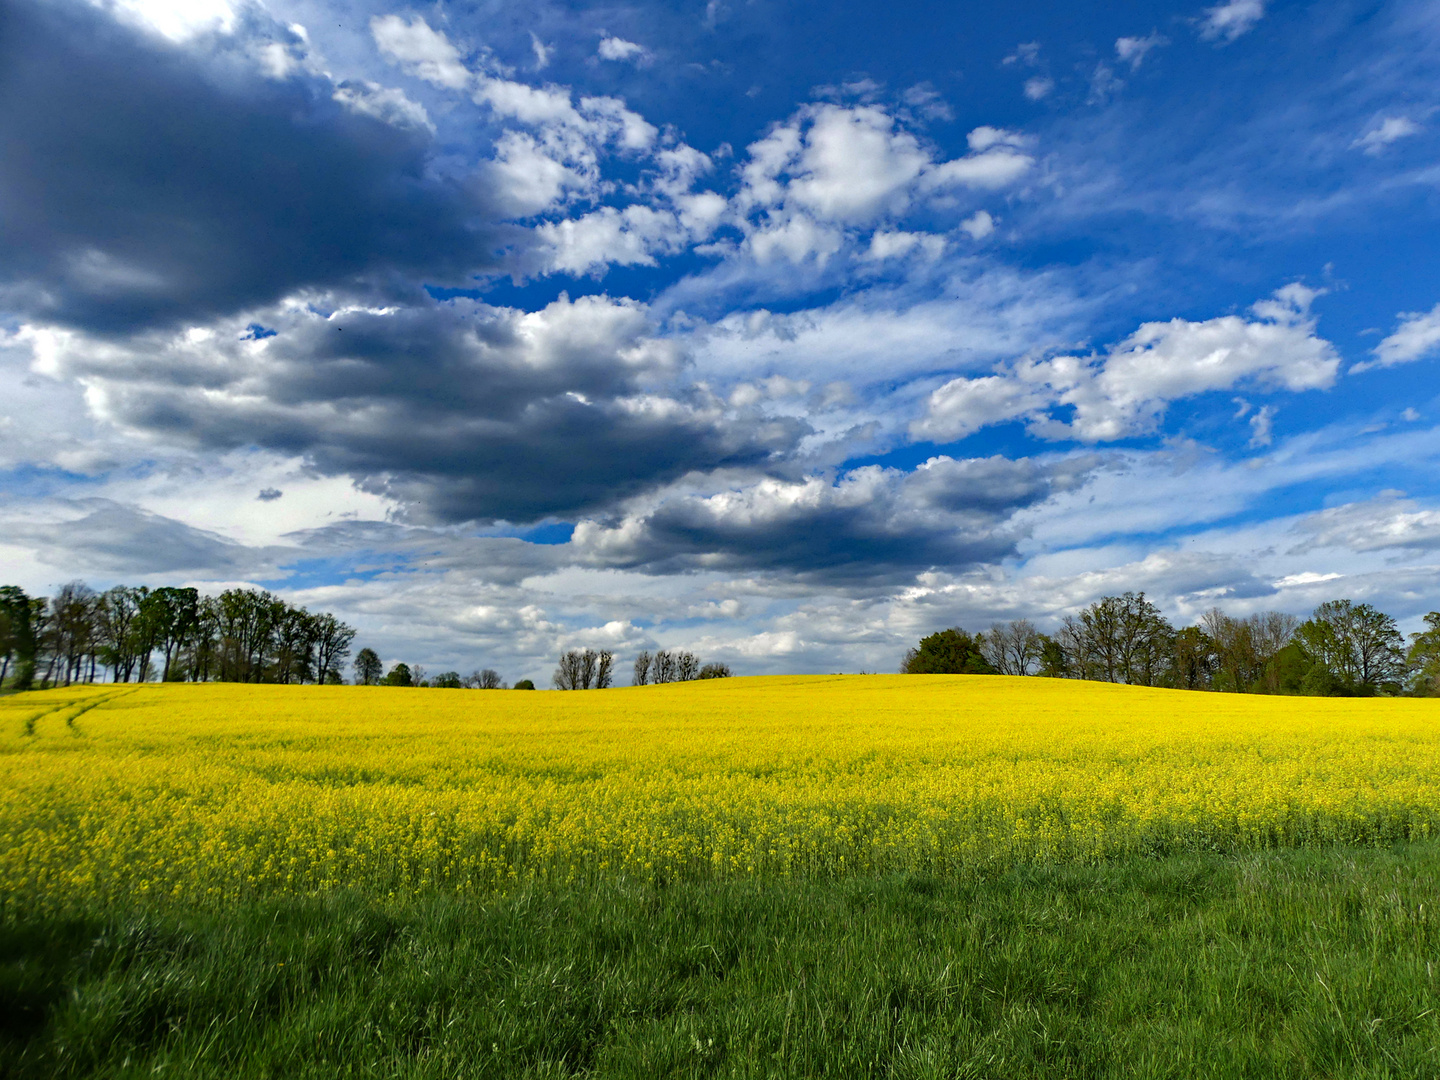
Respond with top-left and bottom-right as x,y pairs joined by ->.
4,676 -> 1440,910
4,677 -> 1440,1077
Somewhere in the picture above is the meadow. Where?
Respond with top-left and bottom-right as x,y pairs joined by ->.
4,677 -> 1440,1077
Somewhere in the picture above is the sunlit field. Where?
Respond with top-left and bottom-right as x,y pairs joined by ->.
4,676 -> 1439,912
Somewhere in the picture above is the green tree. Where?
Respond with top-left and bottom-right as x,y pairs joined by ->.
0,586 -> 37,687
353,647 -> 383,686
901,628 -> 996,674
1058,594 -> 1174,685
1037,636 -> 1068,678
1170,625 -> 1216,690
311,613 -> 356,684
1406,612 -> 1440,696
513,679 -> 536,690
383,662 -> 414,687
1294,600 -> 1406,696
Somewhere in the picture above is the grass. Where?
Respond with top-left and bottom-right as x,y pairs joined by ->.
3,843 -> 1439,1078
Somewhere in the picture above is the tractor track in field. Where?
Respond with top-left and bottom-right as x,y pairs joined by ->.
62,688 -> 140,736
19,688 -> 138,738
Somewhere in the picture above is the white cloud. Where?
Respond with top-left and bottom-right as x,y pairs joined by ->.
597,36 -> 650,64
530,32 -> 552,70
1088,64 -> 1122,104
109,0 -> 234,42
1197,0 -> 1265,43
1115,32 -> 1168,69
1357,304 -> 1440,370
732,105 -> 1033,261
1354,116 -> 1422,154
965,126 -> 1028,153
376,16 -> 672,228
651,144 -> 714,197
485,131 -> 591,217
1004,42 -> 1041,66
332,81 -> 433,133
532,206 -> 691,275
760,105 -> 930,223
959,210 -> 996,239
1248,404 -> 1276,447
1023,77 -> 1054,101
860,231 -> 946,261
901,83 -> 953,122
914,286 -> 1339,443
370,15 -> 472,90
1292,493 -> 1440,553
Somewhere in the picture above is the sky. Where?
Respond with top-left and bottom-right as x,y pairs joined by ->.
2,0 -> 1439,684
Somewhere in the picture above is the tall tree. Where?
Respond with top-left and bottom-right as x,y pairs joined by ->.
1169,626 -> 1216,690
647,650 -> 703,683
311,613 -> 356,684
1406,613 -> 1440,696
553,649 -> 615,689
980,619 -> 1046,675
1059,594 -> 1174,686
1294,600 -> 1407,695
353,647 -> 383,686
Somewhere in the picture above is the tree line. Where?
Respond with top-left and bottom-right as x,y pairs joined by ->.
0,582 -> 355,689
904,593 -> 1440,697
0,581 -> 736,693
349,651 -> 522,689
550,648 -> 732,690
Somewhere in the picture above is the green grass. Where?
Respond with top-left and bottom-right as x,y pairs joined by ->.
4,845 -> 1440,1078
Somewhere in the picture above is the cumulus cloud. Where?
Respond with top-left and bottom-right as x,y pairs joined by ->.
370,14 -> 472,90
0,0 -> 505,333
21,293 -> 807,524
959,211 -> 996,240
732,105 -> 1033,262
914,285 -> 1339,443
1357,304 -> 1440,371
370,13 -> 667,233
572,454 -> 1096,581
596,36 -> 651,65
1197,0 -> 1265,43
860,231 -> 947,261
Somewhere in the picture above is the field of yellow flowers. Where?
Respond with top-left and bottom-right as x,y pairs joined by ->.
3,676 -> 1439,910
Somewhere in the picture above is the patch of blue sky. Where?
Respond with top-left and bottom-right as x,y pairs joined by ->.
259,556 -> 401,592
0,464 -> 111,499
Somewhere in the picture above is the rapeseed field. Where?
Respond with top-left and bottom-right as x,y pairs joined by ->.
3,676 -> 1438,911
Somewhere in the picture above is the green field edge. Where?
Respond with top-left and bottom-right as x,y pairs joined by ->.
4,841 -> 1440,1079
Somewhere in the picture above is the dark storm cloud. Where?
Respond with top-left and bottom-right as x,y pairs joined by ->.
58,294 -> 809,523
572,455 -> 1099,582
0,0 -> 508,333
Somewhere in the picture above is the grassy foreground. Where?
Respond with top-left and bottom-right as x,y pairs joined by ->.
5,844 -> 1440,1079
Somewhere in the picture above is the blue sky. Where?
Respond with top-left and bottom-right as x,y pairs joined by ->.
2,0 -> 1439,682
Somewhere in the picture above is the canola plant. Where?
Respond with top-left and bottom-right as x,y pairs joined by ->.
2,676 -> 1438,910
